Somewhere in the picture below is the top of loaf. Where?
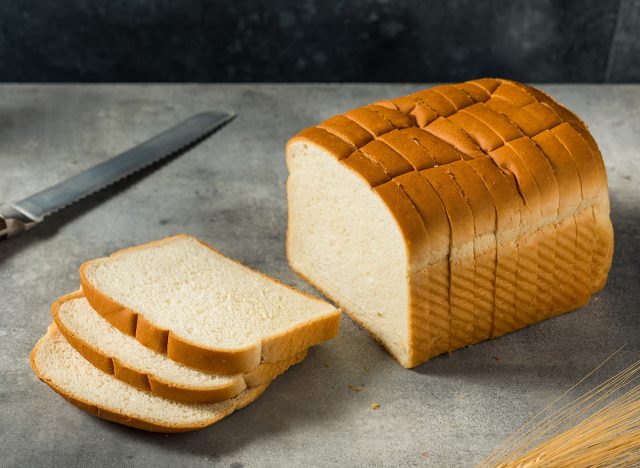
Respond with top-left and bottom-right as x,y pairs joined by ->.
287,78 -> 608,268
288,78 -> 602,190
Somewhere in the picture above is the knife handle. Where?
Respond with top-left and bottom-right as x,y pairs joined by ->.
0,204 -> 39,240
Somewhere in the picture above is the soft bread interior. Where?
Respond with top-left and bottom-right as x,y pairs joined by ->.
82,236 -> 337,349
287,140 -> 410,363
31,324 -> 266,430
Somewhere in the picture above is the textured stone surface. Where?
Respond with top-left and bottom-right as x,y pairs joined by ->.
0,84 -> 638,467
0,0 -> 631,82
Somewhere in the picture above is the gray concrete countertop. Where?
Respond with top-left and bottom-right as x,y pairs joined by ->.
0,84 -> 638,467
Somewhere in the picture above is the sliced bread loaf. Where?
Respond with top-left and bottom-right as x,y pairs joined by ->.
53,291 -> 307,403
80,235 -> 340,374
286,78 -> 613,368
30,324 -> 268,432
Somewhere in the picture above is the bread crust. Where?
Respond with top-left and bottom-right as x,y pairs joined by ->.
80,235 -> 340,375
52,291 -> 306,403
30,325 -> 268,432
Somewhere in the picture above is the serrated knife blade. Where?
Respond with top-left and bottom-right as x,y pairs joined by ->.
0,111 -> 234,240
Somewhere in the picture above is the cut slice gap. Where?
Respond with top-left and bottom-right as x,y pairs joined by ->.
488,144 -> 541,327
402,127 -> 469,165
420,167 -> 476,352
550,123 -> 604,203
53,291 -> 306,403
378,129 -> 437,171
31,324 -> 269,433
317,115 -> 373,148
505,137 -> 561,320
412,89 -> 457,116
454,82 -> 490,103
430,85 -> 475,111
461,103 -> 523,143
448,111 -> 504,152
466,158 -> 521,337
359,140 -> 415,177
344,108 -> 396,136
492,82 -> 537,107
550,124 -> 607,295
532,130 -> 593,307
365,104 -> 416,129
446,162 -> 497,344
467,78 -> 501,95
424,118 -> 486,159
394,171 -> 452,360
340,150 -> 392,186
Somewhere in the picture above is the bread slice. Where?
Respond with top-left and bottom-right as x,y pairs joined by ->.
52,291 -> 307,403
30,324 -> 269,432
80,235 -> 340,374
286,78 -> 613,368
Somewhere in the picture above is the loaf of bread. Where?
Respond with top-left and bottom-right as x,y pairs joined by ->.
286,78 -> 613,368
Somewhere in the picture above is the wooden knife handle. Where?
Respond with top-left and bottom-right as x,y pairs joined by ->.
0,206 -> 38,240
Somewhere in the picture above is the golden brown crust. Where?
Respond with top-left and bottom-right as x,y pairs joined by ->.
360,140 -> 414,177
424,118 -> 486,159
412,88 -> 457,116
403,127 -> 468,165
378,129 -> 436,170
344,107 -> 397,136
454,82 -> 491,102
317,115 -> 373,148
286,127 -> 354,164
340,150 -> 391,186
365,104 -> 416,129
80,235 -> 340,375
430,84 -> 475,110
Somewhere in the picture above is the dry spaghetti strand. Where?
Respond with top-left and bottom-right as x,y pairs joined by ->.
479,354 -> 640,467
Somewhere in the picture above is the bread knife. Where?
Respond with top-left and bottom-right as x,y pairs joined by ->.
0,111 -> 235,240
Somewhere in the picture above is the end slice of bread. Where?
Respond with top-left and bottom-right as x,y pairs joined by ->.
53,291 -> 307,403
80,235 -> 341,374
30,324 -> 269,432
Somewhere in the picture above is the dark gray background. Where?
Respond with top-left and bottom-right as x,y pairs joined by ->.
1,0 -> 639,83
